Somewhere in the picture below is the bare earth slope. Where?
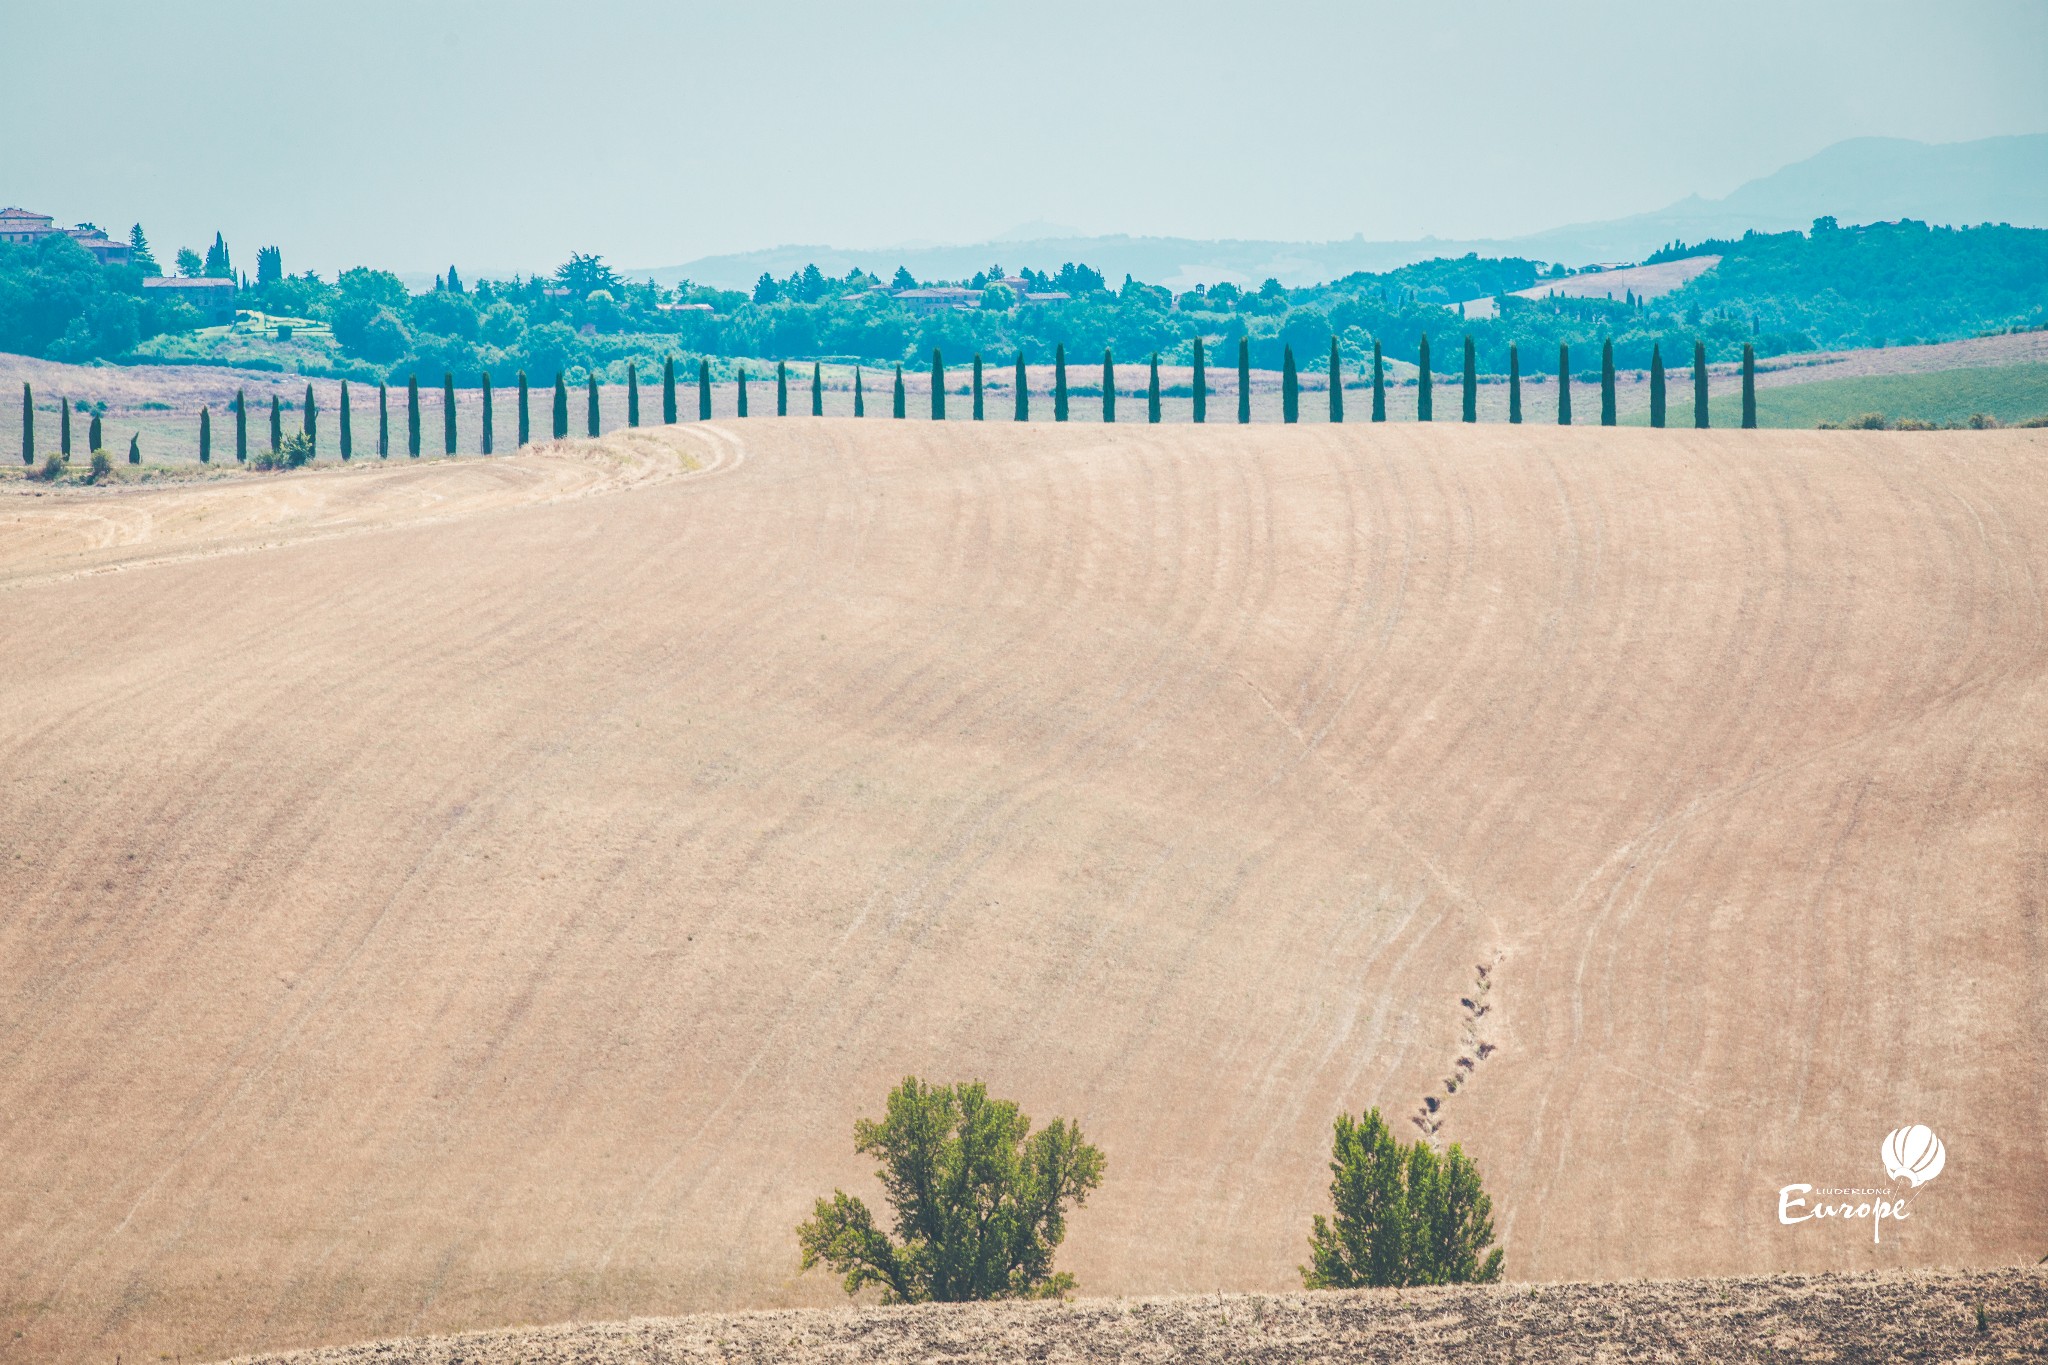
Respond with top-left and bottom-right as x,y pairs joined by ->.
3,422 -> 2045,1363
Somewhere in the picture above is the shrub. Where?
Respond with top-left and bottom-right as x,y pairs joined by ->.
1302,1107 -> 1504,1289
253,432 -> 316,470
36,451 -> 67,481
89,450 -> 111,481
1819,412 -> 1891,430
797,1076 -> 1105,1304
1967,412 -> 2002,429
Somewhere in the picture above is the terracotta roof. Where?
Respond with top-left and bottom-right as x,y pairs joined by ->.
143,276 -> 236,289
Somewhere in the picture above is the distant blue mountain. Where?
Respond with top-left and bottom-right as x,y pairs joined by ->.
637,135 -> 2048,291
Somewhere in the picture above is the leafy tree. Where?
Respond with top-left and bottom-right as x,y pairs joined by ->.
256,245 -> 283,287
700,359 -> 712,420
892,364 -> 905,418
200,404 -> 212,463
932,349 -> 945,421
175,246 -> 203,278
1649,345 -> 1666,428
1301,1108 -> 1503,1289
1054,344 -> 1068,422
1281,345 -> 1298,423
271,393 -> 284,453
1148,353 -> 1161,423
797,1077 -> 1106,1304
1417,334 -> 1433,422
1014,353 -> 1028,421
19,382 -> 30,465
892,266 -> 917,292
1694,340 -> 1709,428
553,372 -> 568,439
1600,338 -> 1617,426
1329,337 -> 1344,423
554,253 -> 622,298
1101,348 -> 1115,423
1742,344 -> 1757,428
1463,336 -> 1477,422
630,362 -> 642,426
444,374 -> 457,453
663,357 -> 678,424
1237,337 -> 1250,424
814,362 -> 825,416
128,225 -> 160,276
481,373 -> 493,454
1192,337 -> 1206,424
1557,344 -> 1572,425
587,376 -> 600,436
408,376 -> 421,454
1372,340 -> 1386,422
973,353 -> 984,421
1508,344 -> 1522,424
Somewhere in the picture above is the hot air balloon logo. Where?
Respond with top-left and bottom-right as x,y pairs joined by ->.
1881,1125 -> 1945,1187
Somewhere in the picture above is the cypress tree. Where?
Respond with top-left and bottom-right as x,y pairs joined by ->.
1055,344 -> 1069,421
60,396 -> 71,456
776,361 -> 788,417
128,433 -> 140,465
972,354 -> 984,421
1462,336 -> 1477,422
518,372 -> 530,447
892,365 -> 904,419
1372,340 -> 1386,422
1600,339 -> 1617,426
373,385 -> 383,459
1693,341 -> 1709,428
1014,353 -> 1028,421
340,380 -> 353,459
18,383 -> 30,465
1329,336 -> 1344,423
1649,345 -> 1666,428
629,362 -> 641,426
1508,345 -> 1522,424
443,373 -> 456,454
271,394 -> 284,453
738,368 -> 749,417
1742,344 -> 1757,429
1417,334 -> 1433,421
1101,348 -> 1115,423
813,362 -> 824,416
1148,353 -> 1161,423
1237,337 -> 1251,423
304,383 -> 318,456
1557,345 -> 1572,425
855,367 -> 866,417
587,376 -> 599,436
932,349 -> 945,421
553,373 -> 568,439
699,359 -> 712,420
1192,338 -> 1207,424
1281,345 -> 1299,423
91,411 -> 104,456
200,405 -> 211,463
407,376 -> 421,455
481,374 -> 493,454
663,357 -> 677,424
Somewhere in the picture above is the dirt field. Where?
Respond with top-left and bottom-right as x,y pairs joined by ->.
222,1268 -> 2048,1364
4,421 -> 2046,1364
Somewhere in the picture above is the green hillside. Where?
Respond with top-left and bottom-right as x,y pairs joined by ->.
1754,363 -> 2048,429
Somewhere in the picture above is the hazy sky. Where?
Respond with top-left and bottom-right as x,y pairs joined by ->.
6,0 -> 2045,277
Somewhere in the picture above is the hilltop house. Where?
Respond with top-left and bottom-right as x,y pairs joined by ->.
892,281 -> 1072,313
0,207 -> 132,266
141,276 -> 237,325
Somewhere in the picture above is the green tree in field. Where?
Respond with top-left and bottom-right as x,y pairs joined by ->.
699,359 -> 712,420
814,362 -> 825,416
517,372 -> 530,447
1557,344 -> 1572,426
973,353 -> 984,421
340,380 -> 353,459
1301,1107 -> 1504,1290
304,382 -> 318,456
1416,334 -> 1433,422
797,1076 -> 1106,1304
59,397 -> 70,456
587,376 -> 600,436
1148,353 -> 1161,423
630,362 -> 643,426
1054,344 -> 1069,422
256,245 -> 283,287
1372,340 -> 1386,422
1742,344 -> 1757,428
373,384 -> 385,458
777,360 -> 788,417
552,372 -> 568,439
1649,345 -> 1666,428
1600,338 -> 1617,426
443,374 -> 457,454
663,357 -> 677,425
407,376 -> 421,454
1329,336 -> 1344,423
203,231 -> 232,279
738,367 -> 751,418
128,432 -> 140,465
128,224 -> 160,276
1281,345 -> 1299,423
199,405 -> 211,463
892,364 -> 905,419
481,374 -> 493,454
1014,353 -> 1028,421
855,366 -> 866,417
235,389 -> 248,462
1237,337 -> 1251,424
271,393 -> 284,454
1462,336 -> 1477,423
1192,337 -> 1207,424
90,411 -> 103,457
1101,348 -> 1115,423
1508,344 -> 1522,424
19,383 -> 32,465
932,349 -> 946,421
1693,341 -> 1709,429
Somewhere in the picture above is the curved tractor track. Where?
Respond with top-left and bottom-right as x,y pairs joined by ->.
1,421 -> 2043,1364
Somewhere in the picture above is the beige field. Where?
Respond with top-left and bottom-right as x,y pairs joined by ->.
3,420 -> 2045,1364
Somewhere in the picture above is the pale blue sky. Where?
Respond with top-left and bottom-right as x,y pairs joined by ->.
5,0 -> 2045,277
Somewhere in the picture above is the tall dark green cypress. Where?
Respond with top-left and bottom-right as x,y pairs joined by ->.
972,354 -> 984,420
19,383 -> 30,465
1557,345 -> 1572,425
1329,336 -> 1344,423
1741,344 -> 1757,429
629,363 -> 642,426
90,412 -> 102,456
517,372 -> 530,447
60,396 -> 70,456
1237,337 -> 1251,424
1417,334 -> 1433,422
1281,346 -> 1298,423
1014,353 -> 1028,421
1600,339 -> 1617,426
1101,348 -> 1115,423
1148,353 -> 1161,423
586,376 -> 599,437
199,405 -> 211,463
1055,344 -> 1069,421
271,394 -> 284,453
892,365 -> 904,419
481,374 -> 493,454
407,376 -> 420,455
776,361 -> 788,417
304,383 -> 318,458
340,380 -> 353,459
1693,341 -> 1709,429
663,357 -> 677,424
1372,340 -> 1386,422
1508,345 -> 1522,424
738,368 -> 750,418
854,367 -> 865,417
1462,336 -> 1477,422
363,386 -> 372,460
932,349 -> 945,421
128,433 -> 139,465
444,373 -> 457,453
1192,338 -> 1206,424
552,373 -> 568,439
699,359 -> 711,420
813,362 -> 824,416
1648,345 -> 1666,428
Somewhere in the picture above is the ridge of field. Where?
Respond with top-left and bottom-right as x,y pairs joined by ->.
219,1268 -> 2048,1364
3,421 -> 2046,1364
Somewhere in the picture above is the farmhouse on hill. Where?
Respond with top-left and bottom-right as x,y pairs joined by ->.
140,276 -> 238,325
0,207 -> 132,266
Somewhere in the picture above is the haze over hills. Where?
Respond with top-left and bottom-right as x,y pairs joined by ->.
640,134 -> 2048,291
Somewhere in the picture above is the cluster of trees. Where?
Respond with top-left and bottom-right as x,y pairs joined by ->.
795,1077 -> 1503,1306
